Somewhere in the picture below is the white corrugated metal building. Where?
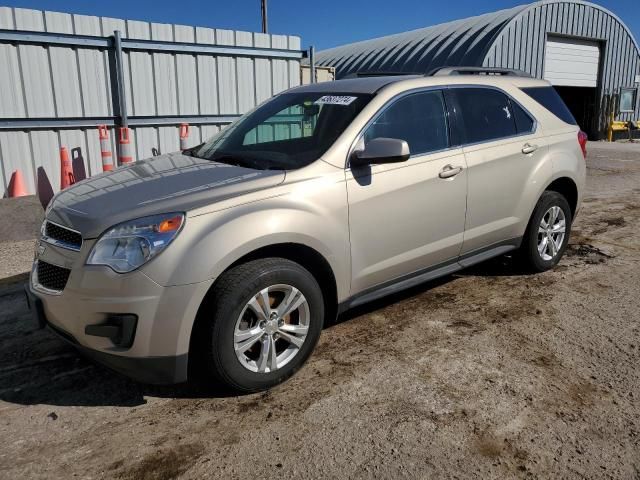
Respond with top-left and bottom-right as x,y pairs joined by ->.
315,0 -> 640,139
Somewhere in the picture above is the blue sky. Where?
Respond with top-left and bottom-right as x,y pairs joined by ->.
6,0 -> 640,51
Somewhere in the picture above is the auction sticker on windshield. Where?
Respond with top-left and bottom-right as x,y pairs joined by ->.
315,95 -> 358,106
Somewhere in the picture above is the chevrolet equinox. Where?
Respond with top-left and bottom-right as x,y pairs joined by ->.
27,67 -> 586,392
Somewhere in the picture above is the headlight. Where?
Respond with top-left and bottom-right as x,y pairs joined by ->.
87,213 -> 184,273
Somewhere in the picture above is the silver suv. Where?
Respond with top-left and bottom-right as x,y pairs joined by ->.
27,68 -> 586,392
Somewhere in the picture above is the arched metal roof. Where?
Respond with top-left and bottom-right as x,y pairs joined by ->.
315,1 -> 640,80
315,4 -> 529,78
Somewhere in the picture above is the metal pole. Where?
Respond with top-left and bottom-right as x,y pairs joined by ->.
113,30 -> 128,128
309,45 -> 316,84
261,0 -> 268,34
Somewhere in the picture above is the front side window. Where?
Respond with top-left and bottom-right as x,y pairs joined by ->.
453,88 -> 518,144
363,90 -> 449,156
193,92 -> 372,170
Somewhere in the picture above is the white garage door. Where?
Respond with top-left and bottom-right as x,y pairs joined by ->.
543,37 -> 601,87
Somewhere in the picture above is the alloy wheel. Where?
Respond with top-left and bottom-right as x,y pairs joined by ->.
537,205 -> 566,261
233,284 -> 310,373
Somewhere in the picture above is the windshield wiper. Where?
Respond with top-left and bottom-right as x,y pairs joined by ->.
209,154 -> 270,170
182,144 -> 205,158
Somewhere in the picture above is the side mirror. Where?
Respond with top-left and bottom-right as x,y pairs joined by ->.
351,137 -> 410,167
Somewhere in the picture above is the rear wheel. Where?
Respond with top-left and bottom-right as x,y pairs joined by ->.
518,191 -> 572,272
194,258 -> 324,392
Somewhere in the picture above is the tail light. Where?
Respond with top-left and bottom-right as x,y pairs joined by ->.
578,131 -> 588,159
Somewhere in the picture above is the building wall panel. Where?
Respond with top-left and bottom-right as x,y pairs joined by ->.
217,29 -> 238,115
18,44 -> 57,117
76,47 -> 111,117
158,126 -> 180,154
0,6 -> 13,29
196,27 -> 219,115
175,26 -> 199,115
484,1 -> 640,135
200,125 -> 220,142
151,23 -> 178,116
272,35 -> 289,95
236,31 -> 256,114
84,128 -> 103,176
127,20 -> 155,117
255,33 -> 273,104
134,127 -> 158,160
30,130 -> 59,193
74,15 -> 111,117
0,131 -> 35,193
0,7 -> 302,195
0,44 -> 25,117
49,46 -> 84,116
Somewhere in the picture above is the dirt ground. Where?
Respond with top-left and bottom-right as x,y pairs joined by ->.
0,142 -> 638,479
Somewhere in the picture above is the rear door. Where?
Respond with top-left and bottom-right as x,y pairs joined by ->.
346,89 -> 467,294
449,86 -> 550,255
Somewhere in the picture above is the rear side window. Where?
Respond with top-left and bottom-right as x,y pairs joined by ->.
521,86 -> 577,125
452,88 -> 517,144
511,101 -> 535,134
364,90 -> 449,156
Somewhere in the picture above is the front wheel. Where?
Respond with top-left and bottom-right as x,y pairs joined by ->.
194,258 -> 324,393
518,191 -> 572,272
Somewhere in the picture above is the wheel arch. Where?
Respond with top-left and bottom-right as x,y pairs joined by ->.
188,242 -> 339,373
225,242 -> 339,325
545,176 -> 579,218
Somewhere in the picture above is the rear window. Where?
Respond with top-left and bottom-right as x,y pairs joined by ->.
521,86 -> 577,125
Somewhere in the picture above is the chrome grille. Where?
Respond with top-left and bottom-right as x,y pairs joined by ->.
36,261 -> 71,292
43,221 -> 82,251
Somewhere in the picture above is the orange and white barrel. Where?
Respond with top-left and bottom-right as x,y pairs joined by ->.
118,127 -> 133,165
180,123 -> 189,151
98,125 -> 114,171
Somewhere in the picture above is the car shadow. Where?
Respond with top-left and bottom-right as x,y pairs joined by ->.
0,284 -> 241,408
0,334 -> 238,407
0,257 -> 530,407
332,254 -> 530,326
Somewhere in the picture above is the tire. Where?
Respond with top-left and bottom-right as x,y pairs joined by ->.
518,191 -> 572,273
193,258 -> 324,393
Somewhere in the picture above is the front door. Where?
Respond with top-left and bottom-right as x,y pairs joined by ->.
346,89 -> 468,295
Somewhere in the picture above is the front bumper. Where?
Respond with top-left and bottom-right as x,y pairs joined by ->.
27,260 -> 213,385
26,287 -> 187,384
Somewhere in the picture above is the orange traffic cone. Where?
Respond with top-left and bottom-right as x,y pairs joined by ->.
60,147 -> 76,190
8,169 -> 28,197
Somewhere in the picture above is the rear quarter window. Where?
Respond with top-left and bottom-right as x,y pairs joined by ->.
511,101 -> 535,134
521,86 -> 577,126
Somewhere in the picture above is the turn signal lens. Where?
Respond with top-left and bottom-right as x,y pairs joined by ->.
158,215 -> 183,233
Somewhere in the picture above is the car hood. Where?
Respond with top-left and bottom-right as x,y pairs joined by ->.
46,152 -> 285,238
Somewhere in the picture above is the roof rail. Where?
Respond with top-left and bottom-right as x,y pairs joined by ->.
427,66 -> 532,78
343,71 -> 421,79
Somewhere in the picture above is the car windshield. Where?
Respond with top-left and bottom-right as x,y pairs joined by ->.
191,92 -> 373,170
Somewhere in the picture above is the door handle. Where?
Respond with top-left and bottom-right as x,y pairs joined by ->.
522,143 -> 538,154
439,164 -> 463,179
